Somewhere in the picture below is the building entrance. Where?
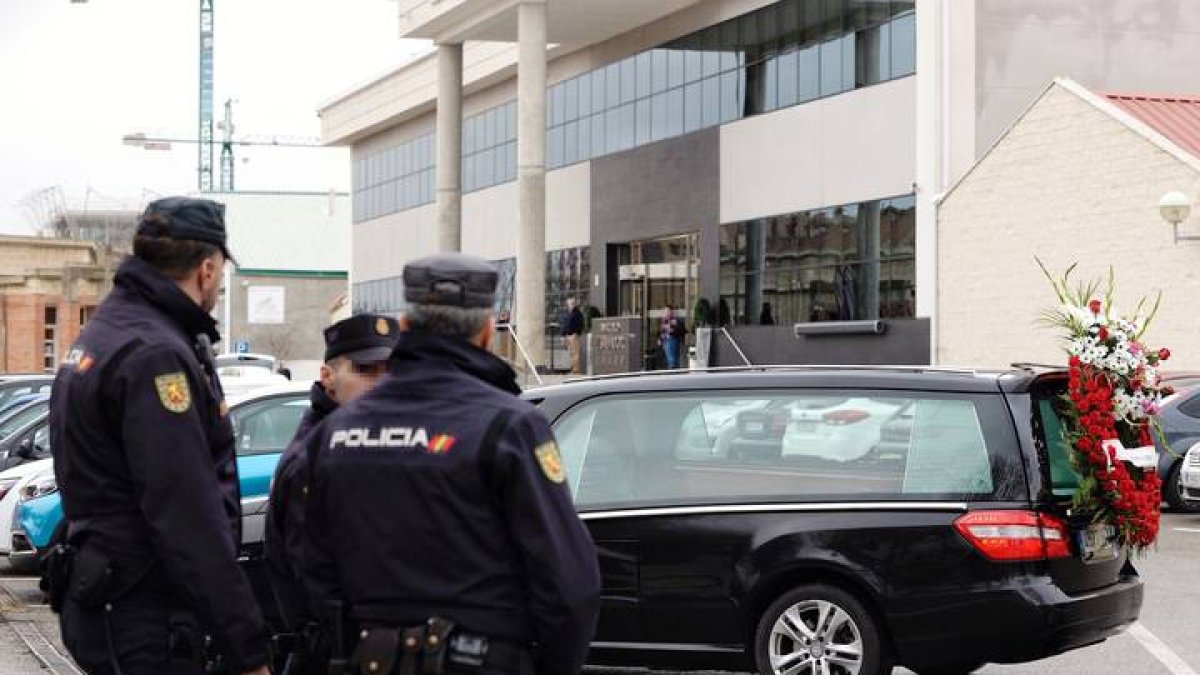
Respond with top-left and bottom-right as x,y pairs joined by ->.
615,233 -> 699,369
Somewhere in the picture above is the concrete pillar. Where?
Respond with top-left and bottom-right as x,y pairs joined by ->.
516,0 -> 547,367
436,42 -> 464,252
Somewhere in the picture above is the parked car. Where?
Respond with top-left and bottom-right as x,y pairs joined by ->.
11,383 -> 309,579
1153,385 -> 1200,512
0,393 -> 49,442
1179,441 -> 1200,505
0,458 -> 54,570
0,411 -> 51,471
218,353 -> 290,399
527,366 -> 1142,675
0,375 -> 53,412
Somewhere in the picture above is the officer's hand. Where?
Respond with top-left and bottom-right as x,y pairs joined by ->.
241,668 -> 270,675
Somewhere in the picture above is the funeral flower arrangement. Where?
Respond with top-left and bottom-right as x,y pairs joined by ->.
1038,261 -> 1167,552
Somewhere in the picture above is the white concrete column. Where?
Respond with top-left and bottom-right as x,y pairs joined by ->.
436,42 -> 464,252
914,0 -> 944,361
516,0 -> 547,367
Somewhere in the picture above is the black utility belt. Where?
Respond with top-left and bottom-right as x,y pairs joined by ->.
349,617 -> 527,675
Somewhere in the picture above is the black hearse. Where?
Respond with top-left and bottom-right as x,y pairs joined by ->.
527,366 -> 1142,675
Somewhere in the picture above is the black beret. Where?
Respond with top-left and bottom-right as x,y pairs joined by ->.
403,253 -> 498,309
323,314 -> 400,363
137,196 -> 236,263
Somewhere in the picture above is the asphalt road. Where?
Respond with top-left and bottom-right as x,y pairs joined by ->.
1,512 -> 1198,675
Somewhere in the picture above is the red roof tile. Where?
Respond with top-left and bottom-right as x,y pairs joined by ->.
1104,92 -> 1200,160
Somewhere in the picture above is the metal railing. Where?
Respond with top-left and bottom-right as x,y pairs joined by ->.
719,327 -> 753,366
498,323 -> 544,387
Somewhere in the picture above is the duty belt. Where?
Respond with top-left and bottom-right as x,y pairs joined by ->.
351,618 -> 527,675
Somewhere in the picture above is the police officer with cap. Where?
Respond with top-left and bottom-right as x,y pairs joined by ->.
49,197 -> 269,675
298,252 -> 601,675
263,313 -> 399,672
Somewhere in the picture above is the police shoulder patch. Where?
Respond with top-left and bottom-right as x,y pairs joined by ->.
534,441 -> 566,484
154,372 -> 192,414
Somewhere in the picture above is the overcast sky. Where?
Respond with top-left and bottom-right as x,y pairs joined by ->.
0,0 -> 429,234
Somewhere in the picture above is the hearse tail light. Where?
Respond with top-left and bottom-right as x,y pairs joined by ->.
954,510 -> 1071,562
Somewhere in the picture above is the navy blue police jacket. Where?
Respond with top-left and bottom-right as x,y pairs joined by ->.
263,381 -> 337,631
50,256 -> 269,672
299,332 -> 601,675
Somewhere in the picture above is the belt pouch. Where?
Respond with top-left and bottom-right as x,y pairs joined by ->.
422,618 -> 456,675
352,627 -> 400,675
69,547 -> 115,610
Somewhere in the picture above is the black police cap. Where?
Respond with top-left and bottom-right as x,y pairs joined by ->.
324,314 -> 400,364
403,253 -> 498,309
137,196 -> 236,263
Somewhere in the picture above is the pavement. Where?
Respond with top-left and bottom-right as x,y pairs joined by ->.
1,513 -> 1198,674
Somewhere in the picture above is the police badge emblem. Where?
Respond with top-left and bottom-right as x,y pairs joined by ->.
535,442 -> 566,484
154,373 -> 192,413
376,318 -> 391,336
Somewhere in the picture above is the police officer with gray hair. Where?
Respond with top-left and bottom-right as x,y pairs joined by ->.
297,252 -> 601,675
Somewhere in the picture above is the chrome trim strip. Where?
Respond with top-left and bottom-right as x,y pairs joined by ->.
591,641 -> 743,653
580,502 -> 969,521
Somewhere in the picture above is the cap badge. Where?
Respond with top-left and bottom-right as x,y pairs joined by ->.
376,318 -> 391,336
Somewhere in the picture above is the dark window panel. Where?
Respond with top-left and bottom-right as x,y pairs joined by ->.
605,106 -> 622,154
780,0 -> 802,51
591,68 -> 607,115
802,0 -> 825,42
702,26 -> 721,79
616,103 -> 636,152
764,57 -> 779,111
590,112 -> 606,156
564,77 -> 579,122
856,22 -> 889,87
864,0 -> 890,23
620,57 -> 637,103
636,51 -> 654,99
652,48 -> 669,92
719,20 -> 741,72
701,75 -> 721,128
890,11 -> 915,77
684,43 -> 703,84
564,121 -> 579,165
667,48 -> 685,89
819,38 -> 844,96
822,0 -> 846,39
577,116 -> 592,160
651,90 -> 669,141
578,72 -> 593,116
606,62 -> 621,108
719,69 -> 742,123
684,81 -> 704,133
548,127 -> 564,169
892,0 -> 915,16
665,86 -> 684,138
797,43 -> 820,102
636,98 -> 652,146
778,49 -> 798,108
740,10 -> 760,52
841,32 -> 856,91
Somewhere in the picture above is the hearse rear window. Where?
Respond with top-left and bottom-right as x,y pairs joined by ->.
554,390 -> 1027,509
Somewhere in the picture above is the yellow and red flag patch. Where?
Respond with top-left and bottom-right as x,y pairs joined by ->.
427,434 -> 457,454
535,442 -> 566,484
154,372 -> 192,414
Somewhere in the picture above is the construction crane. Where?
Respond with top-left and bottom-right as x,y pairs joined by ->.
123,98 -> 323,192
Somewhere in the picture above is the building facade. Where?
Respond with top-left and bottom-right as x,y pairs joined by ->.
321,0 -> 1200,367
207,191 -> 351,377
0,236 -> 113,374
938,79 -> 1200,370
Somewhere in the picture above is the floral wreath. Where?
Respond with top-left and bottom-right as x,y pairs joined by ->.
1038,260 -> 1168,553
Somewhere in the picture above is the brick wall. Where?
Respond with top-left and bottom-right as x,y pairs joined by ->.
937,83 -> 1200,370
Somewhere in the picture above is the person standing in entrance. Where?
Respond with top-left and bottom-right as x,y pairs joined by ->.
660,304 -> 681,369
563,297 -> 585,375
48,197 -> 269,675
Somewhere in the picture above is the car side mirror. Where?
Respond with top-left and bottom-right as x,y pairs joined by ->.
16,438 -> 33,459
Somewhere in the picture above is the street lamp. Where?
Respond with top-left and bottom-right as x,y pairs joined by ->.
1159,191 -> 1198,244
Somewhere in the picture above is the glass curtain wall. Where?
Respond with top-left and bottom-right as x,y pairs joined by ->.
719,195 -> 914,326
352,0 -> 916,223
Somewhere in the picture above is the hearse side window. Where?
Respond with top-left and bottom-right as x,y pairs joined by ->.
554,390 -> 1025,509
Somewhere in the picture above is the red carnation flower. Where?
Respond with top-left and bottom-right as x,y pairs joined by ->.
1159,348 -> 1171,361
1088,299 -> 1102,314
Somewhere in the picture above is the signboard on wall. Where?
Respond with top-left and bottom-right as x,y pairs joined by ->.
590,317 -> 641,375
247,286 -> 285,324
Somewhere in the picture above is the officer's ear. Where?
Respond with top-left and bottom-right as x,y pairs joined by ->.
319,363 -> 335,391
397,314 -> 410,332
474,315 -> 495,350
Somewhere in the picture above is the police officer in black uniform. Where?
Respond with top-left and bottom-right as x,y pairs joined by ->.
263,313 -> 398,672
297,252 -> 601,675
49,197 -> 270,675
